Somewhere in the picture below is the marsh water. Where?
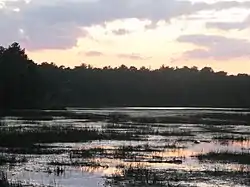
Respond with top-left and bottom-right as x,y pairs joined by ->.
1,107 -> 250,187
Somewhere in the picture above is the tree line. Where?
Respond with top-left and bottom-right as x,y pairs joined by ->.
0,42 -> 250,110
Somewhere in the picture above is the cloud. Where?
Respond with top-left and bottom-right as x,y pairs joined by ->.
2,0 -> 250,50
24,23 -> 88,50
111,28 -> 131,35
118,53 -> 151,60
177,34 -> 250,60
144,21 -> 160,30
0,4 -> 89,50
84,50 -> 104,57
206,14 -> 250,30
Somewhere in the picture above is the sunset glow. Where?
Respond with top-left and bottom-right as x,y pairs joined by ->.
1,0 -> 250,74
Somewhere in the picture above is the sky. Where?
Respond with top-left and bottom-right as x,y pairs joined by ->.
1,0 -> 250,74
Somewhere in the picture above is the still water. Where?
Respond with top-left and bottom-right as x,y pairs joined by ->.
1,107 -> 250,187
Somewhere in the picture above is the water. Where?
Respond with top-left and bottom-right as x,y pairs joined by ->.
1,107 -> 250,187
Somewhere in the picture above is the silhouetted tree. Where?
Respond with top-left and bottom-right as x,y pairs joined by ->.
1,42 -> 250,110
0,43 -> 42,110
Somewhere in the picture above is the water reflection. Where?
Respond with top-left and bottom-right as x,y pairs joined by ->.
2,108 -> 250,187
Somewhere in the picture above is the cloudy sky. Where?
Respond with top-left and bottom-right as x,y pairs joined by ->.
1,0 -> 250,74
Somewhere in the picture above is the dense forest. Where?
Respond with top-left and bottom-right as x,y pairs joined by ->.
0,42 -> 250,111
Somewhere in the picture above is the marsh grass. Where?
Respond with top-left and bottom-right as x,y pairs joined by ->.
117,144 -> 161,152
0,120 -> 5,126
18,116 -> 54,121
0,126 -> 143,148
158,130 -> 194,137
105,123 -> 152,131
104,127 -> 194,137
131,113 -> 250,126
106,164 -> 167,186
67,144 -> 184,164
2,110 -> 250,186
70,147 -> 107,159
7,109 -> 250,126
8,110 -> 125,122
0,145 -> 66,155
213,135 -> 249,141
202,125 -> 250,136
195,113 -> 250,125
163,143 -> 186,149
201,125 -> 235,133
0,155 -> 27,166
106,164 -> 250,187
48,160 -> 108,168
106,164 -> 194,187
196,151 -> 250,165
71,146 -> 141,161
0,126 -> 100,147
0,172 -> 23,187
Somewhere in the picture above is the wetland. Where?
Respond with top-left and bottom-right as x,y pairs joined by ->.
1,107 -> 250,187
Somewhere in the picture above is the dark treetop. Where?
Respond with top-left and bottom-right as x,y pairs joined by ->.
0,42 -> 250,110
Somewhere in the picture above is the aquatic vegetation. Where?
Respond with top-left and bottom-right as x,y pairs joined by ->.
104,122 -> 152,131
0,145 -> 66,155
0,155 -> 27,165
200,125 -> 235,133
0,126 -> 144,147
158,130 -> 194,137
1,108 -> 250,187
0,120 -> 5,126
106,165 -> 250,187
213,135 -> 249,141
49,160 -> 104,167
70,147 -> 107,159
196,151 -> 250,165
0,126 -> 101,147
0,172 -> 23,187
106,164 -> 167,186
195,113 -> 250,125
